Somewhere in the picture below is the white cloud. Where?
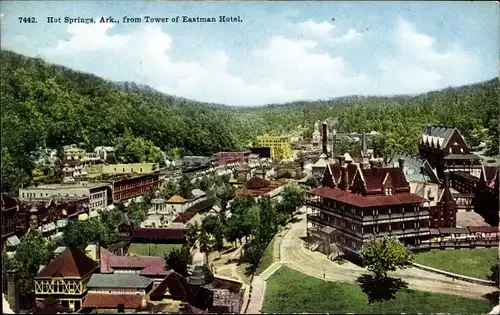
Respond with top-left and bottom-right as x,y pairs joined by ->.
39,23 -> 368,105
36,18 -> 481,105
296,19 -> 335,39
296,20 -> 363,44
330,28 -> 363,44
376,19 -> 480,94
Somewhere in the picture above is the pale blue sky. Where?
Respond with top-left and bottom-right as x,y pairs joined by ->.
1,1 -> 498,106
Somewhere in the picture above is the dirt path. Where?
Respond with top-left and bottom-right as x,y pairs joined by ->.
280,211 -> 496,300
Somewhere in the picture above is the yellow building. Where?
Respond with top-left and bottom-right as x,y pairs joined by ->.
84,163 -> 159,177
256,135 -> 293,160
34,247 -> 99,312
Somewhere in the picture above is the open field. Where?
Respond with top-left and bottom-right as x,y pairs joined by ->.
128,243 -> 182,257
414,248 -> 498,279
263,267 -> 494,314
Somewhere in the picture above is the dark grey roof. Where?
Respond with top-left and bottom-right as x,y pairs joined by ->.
438,227 -> 469,234
422,126 -> 456,146
118,213 -> 131,226
87,273 -> 153,289
443,154 -> 481,160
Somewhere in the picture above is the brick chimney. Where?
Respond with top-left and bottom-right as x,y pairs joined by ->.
443,171 -> 450,206
361,132 -> 367,157
7,269 -> 20,314
331,129 -> 336,157
338,155 -> 345,167
340,165 -> 349,191
322,122 -> 328,156
398,158 -> 405,170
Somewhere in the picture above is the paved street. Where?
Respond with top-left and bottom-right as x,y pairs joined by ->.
280,211 -> 497,300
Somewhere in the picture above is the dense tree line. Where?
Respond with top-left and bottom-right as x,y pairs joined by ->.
1,50 -> 498,193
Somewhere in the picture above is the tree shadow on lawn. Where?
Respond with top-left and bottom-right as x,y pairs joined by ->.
356,274 -> 409,304
482,290 -> 499,305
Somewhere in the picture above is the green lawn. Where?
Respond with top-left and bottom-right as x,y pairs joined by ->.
263,267 -> 494,314
414,248 -> 498,279
255,235 -> 277,276
128,243 -> 182,257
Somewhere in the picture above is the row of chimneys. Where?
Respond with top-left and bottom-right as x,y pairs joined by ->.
321,122 -> 368,157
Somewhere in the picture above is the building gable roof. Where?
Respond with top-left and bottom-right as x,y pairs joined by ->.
149,270 -> 190,299
100,247 -> 168,276
82,293 -> 144,309
118,213 -> 131,227
87,273 -> 153,289
360,167 -> 409,193
311,186 -> 425,208
482,165 -> 499,187
168,195 -> 187,204
36,247 -> 99,279
244,176 -> 270,190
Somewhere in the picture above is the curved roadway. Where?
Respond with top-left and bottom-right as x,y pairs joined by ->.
279,210 -> 496,300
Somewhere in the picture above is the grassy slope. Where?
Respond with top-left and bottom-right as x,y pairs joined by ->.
414,248 -> 498,279
255,235 -> 277,276
263,267 -> 493,314
128,243 -> 182,257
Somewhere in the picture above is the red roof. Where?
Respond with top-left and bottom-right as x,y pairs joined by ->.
100,247 -> 168,276
132,228 -> 186,240
82,293 -> 143,309
467,226 -> 500,234
360,167 -> 409,192
244,176 -> 270,190
173,211 -> 197,223
311,186 -> 426,208
36,247 -> 99,279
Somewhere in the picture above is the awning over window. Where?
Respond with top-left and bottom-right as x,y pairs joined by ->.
6,235 -> 20,247
56,219 -> 68,229
50,232 -> 63,241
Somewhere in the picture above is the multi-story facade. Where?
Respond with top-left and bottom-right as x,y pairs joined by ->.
34,247 -> 99,312
214,151 -> 250,166
389,155 -> 456,228
1,194 -> 19,248
18,182 -> 110,211
16,197 -> 89,237
474,165 -> 499,226
106,172 -> 160,204
84,162 -> 159,177
307,156 -> 428,261
256,135 -> 293,160
419,125 -> 482,179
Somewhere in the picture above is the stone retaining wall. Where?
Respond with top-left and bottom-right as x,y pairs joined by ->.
411,262 -> 496,286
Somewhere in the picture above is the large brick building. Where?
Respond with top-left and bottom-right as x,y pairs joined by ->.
306,156 -> 429,261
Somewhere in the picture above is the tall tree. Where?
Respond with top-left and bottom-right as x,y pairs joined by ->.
281,184 -> 306,215
185,222 -> 200,249
10,230 -> 55,308
361,236 -> 413,280
179,174 -> 194,199
216,184 -> 236,213
165,245 -> 192,277
198,230 -> 213,266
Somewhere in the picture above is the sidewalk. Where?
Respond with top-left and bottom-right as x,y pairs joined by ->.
245,275 -> 266,314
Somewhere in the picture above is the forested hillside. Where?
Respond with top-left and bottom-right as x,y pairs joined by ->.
1,49 -> 498,192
